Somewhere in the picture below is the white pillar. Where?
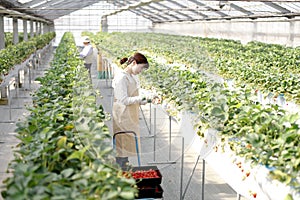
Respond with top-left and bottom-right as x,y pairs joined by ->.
35,21 -> 40,35
101,16 -> 108,32
40,22 -> 43,34
23,20 -> 28,41
49,23 -> 55,32
13,18 -> 19,45
288,21 -> 295,47
43,23 -> 47,33
30,20 -> 34,38
252,21 -> 257,42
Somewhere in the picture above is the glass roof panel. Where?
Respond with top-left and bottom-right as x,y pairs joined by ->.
232,1 -> 281,14
148,2 -> 181,20
30,0 -> 47,8
17,0 -> 32,3
228,11 -> 245,17
5,0 -> 300,22
278,2 -> 300,12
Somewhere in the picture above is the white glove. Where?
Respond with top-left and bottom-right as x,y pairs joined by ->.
152,96 -> 161,104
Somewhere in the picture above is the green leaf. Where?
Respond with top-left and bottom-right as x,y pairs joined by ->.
66,151 -> 83,161
211,107 -> 223,116
284,194 -> 293,200
61,168 -> 74,178
103,191 -> 119,199
57,136 -> 67,148
66,146 -> 89,161
119,191 -> 135,199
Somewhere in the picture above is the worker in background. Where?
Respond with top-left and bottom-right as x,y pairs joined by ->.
112,52 -> 150,168
79,36 -> 93,79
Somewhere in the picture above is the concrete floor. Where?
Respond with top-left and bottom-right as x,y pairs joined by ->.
0,44 -> 247,200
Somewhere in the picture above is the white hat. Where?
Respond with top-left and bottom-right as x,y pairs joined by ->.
83,36 -> 90,43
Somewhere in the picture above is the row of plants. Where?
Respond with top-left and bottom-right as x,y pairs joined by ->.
3,32 -> 38,47
91,32 -> 300,103
4,32 -> 24,47
1,32 -> 137,200
0,32 -> 55,77
89,32 -> 299,197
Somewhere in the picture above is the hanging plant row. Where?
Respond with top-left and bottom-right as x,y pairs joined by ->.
2,32 -> 137,200
89,32 -> 300,195
92,32 -> 300,103
0,32 -> 56,77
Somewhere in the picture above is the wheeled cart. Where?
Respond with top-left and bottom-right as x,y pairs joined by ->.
113,131 -> 164,199
113,130 -> 141,167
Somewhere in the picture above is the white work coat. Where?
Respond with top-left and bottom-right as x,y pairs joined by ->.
79,44 -> 93,64
112,70 -> 142,157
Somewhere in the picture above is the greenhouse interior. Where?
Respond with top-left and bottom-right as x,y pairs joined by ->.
0,0 -> 300,199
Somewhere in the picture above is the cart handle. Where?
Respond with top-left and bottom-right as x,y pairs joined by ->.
113,131 -> 141,166
113,130 -> 137,139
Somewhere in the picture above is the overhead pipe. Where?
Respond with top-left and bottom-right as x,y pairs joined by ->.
0,5 -> 53,24
104,0 -> 165,17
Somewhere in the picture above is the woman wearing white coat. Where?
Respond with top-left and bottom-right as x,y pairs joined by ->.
112,52 -> 149,168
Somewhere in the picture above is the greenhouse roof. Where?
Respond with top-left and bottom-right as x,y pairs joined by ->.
1,0 -> 300,24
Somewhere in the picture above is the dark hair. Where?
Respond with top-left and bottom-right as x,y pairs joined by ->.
120,57 -> 128,65
120,52 -> 149,68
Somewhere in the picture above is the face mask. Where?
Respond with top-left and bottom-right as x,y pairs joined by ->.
132,64 -> 146,75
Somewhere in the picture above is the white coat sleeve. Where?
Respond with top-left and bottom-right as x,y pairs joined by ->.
114,75 -> 142,105
79,45 -> 92,58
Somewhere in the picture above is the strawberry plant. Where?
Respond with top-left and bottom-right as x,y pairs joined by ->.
2,32 -> 137,200
93,32 -> 300,103
0,32 -> 55,76
87,32 -> 300,195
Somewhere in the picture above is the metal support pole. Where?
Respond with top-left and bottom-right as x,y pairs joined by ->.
0,84 -> 15,123
12,75 -> 24,109
107,63 -> 111,86
38,52 -> 41,68
110,91 -> 114,113
180,137 -> 184,200
105,60 -> 109,88
109,63 -> 112,80
150,103 -> 152,134
139,105 -> 151,135
8,84 -> 12,121
182,154 -> 201,199
169,115 -> 172,161
182,156 -> 205,200
15,75 -> 20,108
153,107 -> 157,161
28,63 -> 32,90
202,159 -> 205,200
148,106 -> 176,165
236,193 -> 241,200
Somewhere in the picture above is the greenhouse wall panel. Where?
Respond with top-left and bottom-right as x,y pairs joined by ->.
153,19 -> 300,47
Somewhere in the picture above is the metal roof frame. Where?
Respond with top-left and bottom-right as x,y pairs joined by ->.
0,5 -> 52,23
155,2 -> 191,20
143,2 -> 180,20
188,0 -> 227,17
263,2 -> 291,13
1,0 -> 300,24
111,1 -> 167,22
101,0 -> 300,23
36,1 -> 99,20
